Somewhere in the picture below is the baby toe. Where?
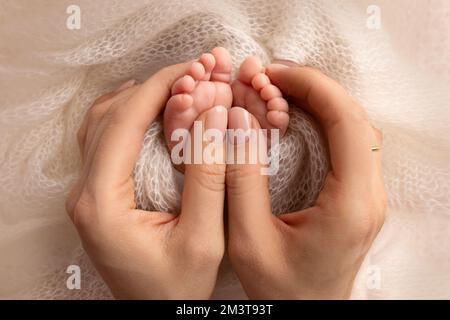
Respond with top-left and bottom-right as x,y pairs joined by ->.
164,94 -> 197,149
166,93 -> 194,114
267,97 -> 289,113
251,73 -> 270,91
188,61 -> 206,81
171,75 -> 196,95
238,56 -> 263,85
199,53 -> 216,80
210,47 -> 232,83
267,110 -> 289,135
260,84 -> 282,101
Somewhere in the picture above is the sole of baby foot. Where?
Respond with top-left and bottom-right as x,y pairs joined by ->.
231,56 -> 289,138
164,46 -> 233,160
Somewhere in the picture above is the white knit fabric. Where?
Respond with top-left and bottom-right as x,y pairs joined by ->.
1,0 -> 449,299
134,108 -> 328,216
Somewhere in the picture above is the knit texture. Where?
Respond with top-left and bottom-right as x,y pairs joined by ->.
0,0 -> 449,299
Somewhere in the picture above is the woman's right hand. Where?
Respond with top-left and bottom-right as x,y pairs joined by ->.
225,64 -> 387,299
66,63 -> 227,299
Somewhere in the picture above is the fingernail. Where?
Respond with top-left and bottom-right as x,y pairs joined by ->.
228,107 -> 251,145
205,105 -> 228,139
228,107 -> 250,131
116,79 -> 136,92
273,59 -> 300,67
265,64 -> 289,73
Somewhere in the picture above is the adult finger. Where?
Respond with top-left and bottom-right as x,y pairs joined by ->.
77,81 -> 139,162
265,65 -> 376,187
87,62 -> 191,192
67,82 -> 140,219
177,106 -> 227,239
225,107 -> 274,240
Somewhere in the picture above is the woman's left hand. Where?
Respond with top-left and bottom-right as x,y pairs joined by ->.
225,64 -> 387,299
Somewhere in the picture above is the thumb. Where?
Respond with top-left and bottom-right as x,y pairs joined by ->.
177,106 -> 227,239
265,64 -> 353,127
226,107 -> 274,242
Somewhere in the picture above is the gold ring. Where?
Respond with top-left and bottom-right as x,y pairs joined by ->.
371,146 -> 381,152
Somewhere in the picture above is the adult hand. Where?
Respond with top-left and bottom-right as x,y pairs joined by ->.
226,64 -> 386,299
66,63 -> 227,299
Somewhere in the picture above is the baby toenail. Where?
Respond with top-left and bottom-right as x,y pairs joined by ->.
252,74 -> 270,91
261,85 -> 282,100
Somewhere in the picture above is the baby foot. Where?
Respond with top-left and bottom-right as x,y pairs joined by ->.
231,56 -> 289,138
164,47 -> 233,150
